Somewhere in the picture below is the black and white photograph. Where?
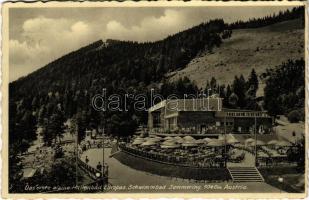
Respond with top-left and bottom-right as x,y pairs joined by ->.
4,1 -> 306,197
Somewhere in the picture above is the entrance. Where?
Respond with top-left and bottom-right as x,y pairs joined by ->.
226,145 -> 256,167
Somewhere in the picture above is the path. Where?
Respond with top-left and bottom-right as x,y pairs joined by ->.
81,148 -> 282,193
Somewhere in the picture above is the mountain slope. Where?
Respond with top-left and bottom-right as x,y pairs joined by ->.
168,18 -> 304,96
10,19 -> 227,98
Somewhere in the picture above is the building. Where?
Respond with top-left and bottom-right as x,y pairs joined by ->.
148,97 -> 273,137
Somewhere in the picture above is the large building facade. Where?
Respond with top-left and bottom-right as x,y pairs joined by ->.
148,98 -> 273,137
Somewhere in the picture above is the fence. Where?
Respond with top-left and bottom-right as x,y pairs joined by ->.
119,144 -> 224,168
77,156 -> 108,181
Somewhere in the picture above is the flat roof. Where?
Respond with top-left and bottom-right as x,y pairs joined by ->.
148,100 -> 166,112
148,98 -> 223,112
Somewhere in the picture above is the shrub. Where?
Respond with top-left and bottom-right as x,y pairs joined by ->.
287,110 -> 301,123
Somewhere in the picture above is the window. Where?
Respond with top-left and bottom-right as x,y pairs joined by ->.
238,126 -> 242,132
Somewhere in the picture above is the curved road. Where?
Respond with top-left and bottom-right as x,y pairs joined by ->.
81,148 -> 281,193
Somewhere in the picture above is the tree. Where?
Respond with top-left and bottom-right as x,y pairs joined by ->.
286,135 -> 305,172
247,69 -> 259,95
9,145 -> 24,192
43,106 -> 65,146
287,110 -> 302,123
228,93 -> 239,108
76,111 -> 88,143
263,59 -> 304,116
232,75 -> 246,108
223,85 -> 232,107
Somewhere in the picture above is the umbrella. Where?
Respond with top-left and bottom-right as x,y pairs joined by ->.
277,140 -> 291,146
161,140 -> 176,145
174,136 -> 182,140
164,136 -> 173,140
203,138 -> 213,143
181,140 -> 198,147
175,139 -> 184,144
195,139 -> 205,144
245,138 -> 255,145
132,140 -> 144,145
233,143 -> 245,147
133,138 -> 145,142
183,136 -> 194,141
154,136 -> 162,140
256,140 -> 265,146
147,138 -> 160,142
227,137 -> 239,145
218,135 -> 225,141
207,140 -> 224,147
267,140 -> 279,145
140,141 -> 156,146
247,140 -> 265,146
160,143 -> 180,149
226,134 -> 236,140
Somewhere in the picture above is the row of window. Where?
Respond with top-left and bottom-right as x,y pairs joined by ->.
226,112 -> 267,117
216,121 -> 233,126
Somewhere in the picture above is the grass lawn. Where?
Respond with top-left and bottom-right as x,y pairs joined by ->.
259,167 -> 304,193
263,174 -> 304,193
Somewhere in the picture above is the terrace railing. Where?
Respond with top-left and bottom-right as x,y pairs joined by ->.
119,144 -> 224,168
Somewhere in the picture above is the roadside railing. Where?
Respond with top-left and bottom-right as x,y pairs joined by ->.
77,156 -> 108,181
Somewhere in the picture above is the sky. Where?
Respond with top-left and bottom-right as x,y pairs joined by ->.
9,6 -> 296,82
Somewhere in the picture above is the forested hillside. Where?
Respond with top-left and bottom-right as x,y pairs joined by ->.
9,7 -> 304,150
9,19 -> 230,152
169,16 -> 304,96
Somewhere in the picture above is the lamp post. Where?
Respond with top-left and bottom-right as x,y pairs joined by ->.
207,88 -> 211,111
75,124 -> 78,188
224,115 -> 227,167
254,115 -> 257,166
102,126 -> 105,192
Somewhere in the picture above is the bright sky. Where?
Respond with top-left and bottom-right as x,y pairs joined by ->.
9,6 -> 296,82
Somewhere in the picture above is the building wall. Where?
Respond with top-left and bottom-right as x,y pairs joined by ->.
149,107 -> 273,135
177,111 -> 215,127
232,117 -> 273,134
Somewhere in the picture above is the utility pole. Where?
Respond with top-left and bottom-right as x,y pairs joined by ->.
254,115 -> 257,166
207,88 -> 211,111
102,119 -> 106,192
103,127 -> 105,166
224,115 -> 227,167
75,124 -> 78,188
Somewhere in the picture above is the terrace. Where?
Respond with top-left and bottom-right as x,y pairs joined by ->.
121,134 -> 297,169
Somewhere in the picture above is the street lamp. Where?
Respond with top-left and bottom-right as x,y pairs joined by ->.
254,115 -> 258,166
96,172 -> 102,178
